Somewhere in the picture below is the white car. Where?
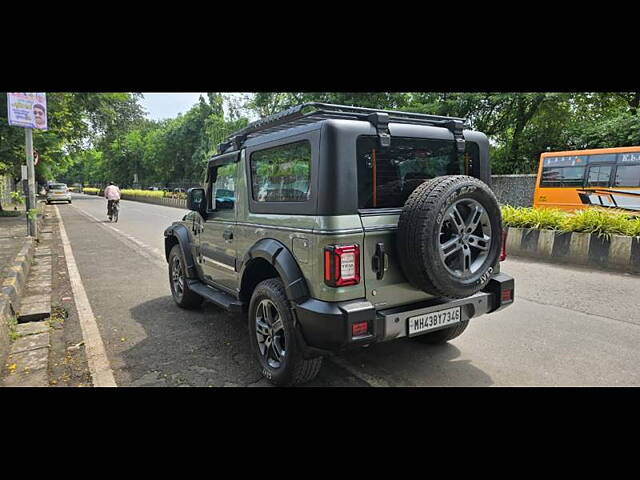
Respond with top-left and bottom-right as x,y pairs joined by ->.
46,183 -> 72,204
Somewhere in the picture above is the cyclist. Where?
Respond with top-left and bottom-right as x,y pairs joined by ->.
104,182 -> 121,221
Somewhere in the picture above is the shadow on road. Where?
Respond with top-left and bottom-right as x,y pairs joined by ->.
124,294 -> 493,387
125,296 -> 261,387
339,336 -> 495,386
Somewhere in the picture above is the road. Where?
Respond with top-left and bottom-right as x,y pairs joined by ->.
55,193 -> 640,386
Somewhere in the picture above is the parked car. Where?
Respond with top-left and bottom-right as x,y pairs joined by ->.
46,183 -> 72,204
163,103 -> 515,386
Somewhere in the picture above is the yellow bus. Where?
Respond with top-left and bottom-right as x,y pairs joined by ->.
533,146 -> 640,212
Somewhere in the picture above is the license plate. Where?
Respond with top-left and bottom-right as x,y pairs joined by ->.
408,306 -> 462,336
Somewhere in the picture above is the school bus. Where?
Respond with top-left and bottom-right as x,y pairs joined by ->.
533,146 -> 640,212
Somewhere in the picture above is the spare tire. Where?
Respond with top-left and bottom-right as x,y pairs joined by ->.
397,175 -> 502,299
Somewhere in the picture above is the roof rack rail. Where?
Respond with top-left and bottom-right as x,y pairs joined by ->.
216,103 -> 468,155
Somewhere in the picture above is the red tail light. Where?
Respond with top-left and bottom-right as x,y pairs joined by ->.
499,229 -> 508,262
324,244 -> 360,287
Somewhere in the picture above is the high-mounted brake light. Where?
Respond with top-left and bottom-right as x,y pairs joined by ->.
499,229 -> 508,262
324,244 -> 360,287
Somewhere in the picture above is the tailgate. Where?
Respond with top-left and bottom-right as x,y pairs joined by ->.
359,213 -> 436,309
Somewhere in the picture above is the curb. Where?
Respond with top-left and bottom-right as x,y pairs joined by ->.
0,201 -> 46,368
506,227 -> 640,274
0,238 -> 36,368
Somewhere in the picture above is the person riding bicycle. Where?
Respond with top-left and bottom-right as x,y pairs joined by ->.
104,182 -> 121,220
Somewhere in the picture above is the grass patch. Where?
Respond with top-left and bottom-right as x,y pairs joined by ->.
7,315 -> 19,342
501,206 -> 640,238
48,305 -> 67,329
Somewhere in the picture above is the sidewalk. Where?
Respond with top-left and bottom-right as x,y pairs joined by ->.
0,201 -> 45,370
0,206 -> 28,280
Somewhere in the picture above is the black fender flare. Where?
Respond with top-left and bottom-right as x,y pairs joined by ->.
164,223 -> 198,279
239,238 -> 309,303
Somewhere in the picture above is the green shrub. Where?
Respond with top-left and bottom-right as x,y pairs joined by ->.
500,206 -> 566,230
120,189 -> 165,198
500,206 -> 640,238
560,208 -> 636,238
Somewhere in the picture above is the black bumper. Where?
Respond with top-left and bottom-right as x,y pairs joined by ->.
293,273 -> 515,355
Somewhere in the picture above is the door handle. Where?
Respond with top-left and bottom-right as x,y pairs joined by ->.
372,242 -> 389,280
223,230 -> 233,241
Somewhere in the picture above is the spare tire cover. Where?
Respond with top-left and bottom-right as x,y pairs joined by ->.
397,175 -> 502,299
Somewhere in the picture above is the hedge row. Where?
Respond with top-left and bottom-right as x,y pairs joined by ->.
82,188 -> 187,199
501,206 -> 640,238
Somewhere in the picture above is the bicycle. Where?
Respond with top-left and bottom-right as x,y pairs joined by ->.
108,200 -> 120,222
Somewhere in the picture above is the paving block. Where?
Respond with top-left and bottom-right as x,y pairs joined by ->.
16,321 -> 49,336
9,332 -> 50,355
20,294 -> 51,305
6,347 -> 49,373
2,368 -> 48,387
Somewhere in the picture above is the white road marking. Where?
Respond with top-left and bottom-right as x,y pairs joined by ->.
55,205 -> 117,387
71,204 -> 166,265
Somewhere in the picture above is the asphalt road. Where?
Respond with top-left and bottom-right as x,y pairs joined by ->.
56,193 -> 640,386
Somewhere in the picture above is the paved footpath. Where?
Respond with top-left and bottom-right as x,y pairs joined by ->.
54,193 -> 640,387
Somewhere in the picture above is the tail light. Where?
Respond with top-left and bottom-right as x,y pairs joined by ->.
499,229 -> 508,262
324,244 -> 360,287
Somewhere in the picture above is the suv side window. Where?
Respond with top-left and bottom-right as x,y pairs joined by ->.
250,141 -> 311,202
210,162 -> 237,220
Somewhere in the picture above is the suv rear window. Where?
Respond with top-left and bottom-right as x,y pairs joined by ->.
356,136 -> 478,209
49,184 -> 66,190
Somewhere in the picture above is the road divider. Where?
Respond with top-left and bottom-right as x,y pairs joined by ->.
506,227 -> 640,274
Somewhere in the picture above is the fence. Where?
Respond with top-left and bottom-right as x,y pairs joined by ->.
0,175 -> 16,207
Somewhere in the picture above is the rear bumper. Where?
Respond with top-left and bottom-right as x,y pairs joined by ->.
293,272 -> 514,355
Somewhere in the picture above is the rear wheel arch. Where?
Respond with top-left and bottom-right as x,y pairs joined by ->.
239,238 -> 309,305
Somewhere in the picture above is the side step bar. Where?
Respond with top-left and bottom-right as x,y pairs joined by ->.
187,280 -> 244,313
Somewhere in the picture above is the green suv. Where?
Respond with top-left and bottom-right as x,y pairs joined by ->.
164,103 -> 515,386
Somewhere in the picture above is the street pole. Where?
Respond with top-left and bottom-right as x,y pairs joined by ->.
25,127 -> 37,238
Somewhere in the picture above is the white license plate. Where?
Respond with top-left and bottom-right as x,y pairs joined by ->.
408,306 -> 462,336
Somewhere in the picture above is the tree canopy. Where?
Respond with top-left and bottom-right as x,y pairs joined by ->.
2,91 -> 639,200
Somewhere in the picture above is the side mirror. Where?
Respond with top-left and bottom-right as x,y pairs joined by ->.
187,188 -> 206,214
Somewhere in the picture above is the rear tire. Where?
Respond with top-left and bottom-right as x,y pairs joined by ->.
411,320 -> 469,344
248,278 -> 322,386
168,245 -> 204,309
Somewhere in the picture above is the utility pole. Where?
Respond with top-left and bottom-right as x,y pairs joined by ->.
25,127 -> 37,238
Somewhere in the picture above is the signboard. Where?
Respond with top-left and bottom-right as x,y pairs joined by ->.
6,93 -> 48,130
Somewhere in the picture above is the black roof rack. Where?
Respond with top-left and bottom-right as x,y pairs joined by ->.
216,103 -> 468,155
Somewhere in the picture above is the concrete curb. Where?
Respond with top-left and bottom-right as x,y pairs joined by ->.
0,238 -> 36,367
0,200 -> 46,368
506,227 -> 640,274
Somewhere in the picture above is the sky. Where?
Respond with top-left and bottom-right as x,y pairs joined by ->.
139,93 -> 207,121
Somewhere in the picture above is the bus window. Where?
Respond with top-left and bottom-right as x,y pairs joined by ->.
588,153 -> 617,163
586,165 -> 613,187
614,165 -> 640,187
619,152 -> 640,163
540,166 -> 586,187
